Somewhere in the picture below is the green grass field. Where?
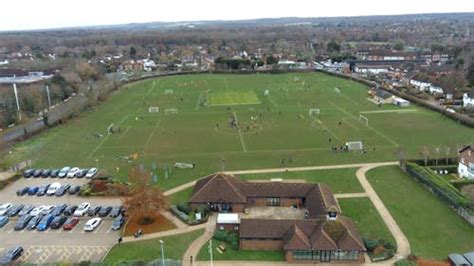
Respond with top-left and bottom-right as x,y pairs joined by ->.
197,239 -> 285,261
367,166 -> 474,259
4,73 -> 474,190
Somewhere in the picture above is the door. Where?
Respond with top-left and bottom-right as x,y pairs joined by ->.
321,251 -> 331,262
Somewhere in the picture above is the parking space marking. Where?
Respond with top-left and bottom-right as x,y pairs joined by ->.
20,245 -> 110,264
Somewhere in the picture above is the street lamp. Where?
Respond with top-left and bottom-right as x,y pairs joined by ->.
159,239 -> 165,266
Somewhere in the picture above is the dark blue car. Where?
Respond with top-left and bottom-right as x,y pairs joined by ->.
37,214 -> 54,231
27,186 -> 39,195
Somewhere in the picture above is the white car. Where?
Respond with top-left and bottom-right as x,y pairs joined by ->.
46,183 -> 61,196
0,203 -> 13,216
41,205 -> 55,215
84,217 -> 102,232
85,168 -> 99,178
30,206 -> 45,216
74,202 -> 91,216
67,167 -> 80,178
58,167 -> 71,178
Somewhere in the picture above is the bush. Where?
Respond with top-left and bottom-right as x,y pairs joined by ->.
188,211 -> 196,222
230,240 -> 239,250
226,232 -> 239,244
214,230 -> 228,242
196,205 -> 209,216
177,203 -> 192,214
364,238 -> 378,252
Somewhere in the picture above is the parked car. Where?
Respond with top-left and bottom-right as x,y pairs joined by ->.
51,204 -> 67,216
50,169 -> 60,178
67,167 -> 80,178
109,206 -> 123,218
27,186 -> 39,195
87,206 -> 101,216
63,217 -> 80,230
16,187 -> 29,196
58,167 -> 71,178
55,184 -> 71,196
0,203 -> 13,216
85,168 -> 99,178
46,183 -> 61,196
14,215 -> 33,230
23,169 -> 35,178
84,217 -> 101,232
26,216 -> 42,230
36,185 -> 51,196
41,169 -> 52,177
30,206 -> 45,216
111,215 -> 125,230
18,205 -> 34,216
41,205 -> 55,215
68,185 -> 81,195
0,246 -> 24,264
75,169 -> 88,178
98,206 -> 112,217
64,205 -> 78,216
74,202 -> 90,216
50,216 -> 67,229
0,216 -> 8,228
6,204 -> 23,217
33,169 -> 43,177
37,214 -> 55,231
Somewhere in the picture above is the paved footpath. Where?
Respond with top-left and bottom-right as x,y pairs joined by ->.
183,214 -> 217,266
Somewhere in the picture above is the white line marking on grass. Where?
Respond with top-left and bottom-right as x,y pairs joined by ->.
233,112 -> 248,152
360,109 -> 417,114
146,79 -> 161,95
208,102 -> 261,106
195,91 -> 203,110
342,118 -> 359,130
144,120 -> 161,147
87,114 -> 129,159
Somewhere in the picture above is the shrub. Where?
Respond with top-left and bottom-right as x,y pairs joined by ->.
364,238 -> 378,252
188,211 -> 196,222
226,232 -> 239,244
196,204 -> 209,216
230,240 -> 239,250
177,203 -> 192,214
214,230 -> 228,242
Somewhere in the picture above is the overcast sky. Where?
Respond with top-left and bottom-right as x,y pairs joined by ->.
1,0 -> 473,31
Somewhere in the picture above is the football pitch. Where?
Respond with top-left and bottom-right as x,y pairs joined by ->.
5,72 -> 474,189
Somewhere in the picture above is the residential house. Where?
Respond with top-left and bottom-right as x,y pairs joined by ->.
119,60 -> 144,71
355,64 -> 390,75
371,88 -> 394,104
188,173 -> 366,264
463,92 -> 474,108
428,84 -> 444,94
458,145 -> 474,179
409,79 -> 431,91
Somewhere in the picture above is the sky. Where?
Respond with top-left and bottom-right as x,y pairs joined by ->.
0,0 -> 473,31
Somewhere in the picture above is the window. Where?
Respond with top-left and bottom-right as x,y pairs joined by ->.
267,197 -> 280,206
293,250 -> 312,260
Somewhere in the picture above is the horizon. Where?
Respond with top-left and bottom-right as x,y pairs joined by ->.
1,0 -> 473,31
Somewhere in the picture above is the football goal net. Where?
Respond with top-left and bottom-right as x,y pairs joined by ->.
346,141 -> 364,151
335,87 -> 341,93
107,123 -> 115,134
148,107 -> 159,113
165,89 -> 174,95
165,108 -> 178,115
309,109 -> 320,116
359,114 -> 369,126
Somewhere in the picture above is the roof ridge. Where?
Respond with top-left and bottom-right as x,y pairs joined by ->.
188,172 -> 218,202
220,173 -> 246,201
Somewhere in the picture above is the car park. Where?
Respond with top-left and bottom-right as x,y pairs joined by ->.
0,216 -> 8,228
68,185 -> 81,195
64,205 -> 78,216
23,169 -> 35,178
18,205 -> 34,216
26,216 -> 42,230
50,169 -> 60,178
84,217 -> 101,232
30,206 -> 44,216
67,167 -> 80,178
0,246 -> 24,264
41,169 -> 52,177
58,167 -> 71,178
41,205 -> 55,215
98,206 -> 112,217
86,168 -> 99,178
50,216 -> 67,229
27,186 -> 39,195
46,183 -> 61,196
51,204 -> 67,216
55,184 -> 71,196
14,215 -> 33,230
37,214 -> 54,231
33,169 -> 43,178
63,217 -> 80,230
88,206 -> 101,216
74,202 -> 90,216
76,169 -> 88,178
6,204 -> 23,217
0,203 -> 13,216
109,206 -> 123,218
16,187 -> 29,196
36,185 -> 50,196
111,215 -> 125,230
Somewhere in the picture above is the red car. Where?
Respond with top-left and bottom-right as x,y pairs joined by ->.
63,217 -> 80,230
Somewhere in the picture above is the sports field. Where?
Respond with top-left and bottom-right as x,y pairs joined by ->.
4,73 -> 474,189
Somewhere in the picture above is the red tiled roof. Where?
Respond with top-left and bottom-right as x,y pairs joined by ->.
189,173 -> 247,203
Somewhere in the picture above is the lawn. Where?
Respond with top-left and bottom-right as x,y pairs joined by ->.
103,229 -> 204,264
338,197 -> 395,244
237,167 -> 363,193
367,166 -> 474,259
3,73 -> 473,191
168,187 -> 194,205
197,239 -> 285,261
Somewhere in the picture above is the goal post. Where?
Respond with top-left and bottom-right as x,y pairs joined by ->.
107,123 -> 115,134
165,108 -> 178,115
165,89 -> 174,95
148,107 -> 159,113
309,109 -> 320,116
346,141 -> 364,151
359,114 -> 369,126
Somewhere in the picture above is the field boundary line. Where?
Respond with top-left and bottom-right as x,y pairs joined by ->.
144,119 -> 161,147
146,79 -> 161,95
233,112 -> 248,152
87,114 -> 129,159
342,118 -> 359,130
360,109 -> 417,114
195,91 -> 203,110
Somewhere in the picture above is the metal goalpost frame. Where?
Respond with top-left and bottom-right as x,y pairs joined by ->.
148,107 -> 160,113
165,108 -> 178,115
359,114 -> 369,126
309,109 -> 320,116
